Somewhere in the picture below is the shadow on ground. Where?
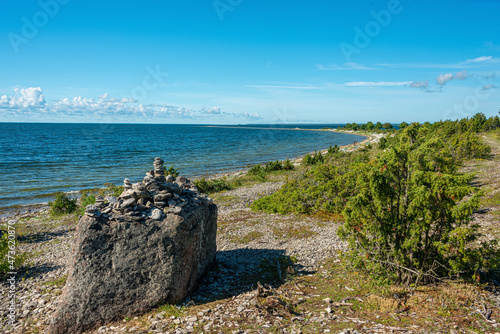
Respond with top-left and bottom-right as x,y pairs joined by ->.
16,228 -> 71,244
188,248 -> 315,306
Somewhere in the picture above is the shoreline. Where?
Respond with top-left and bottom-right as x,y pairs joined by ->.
0,130 -> 378,220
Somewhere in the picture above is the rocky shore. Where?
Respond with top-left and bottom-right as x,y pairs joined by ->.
5,132 -> 464,334
0,178 -> 345,333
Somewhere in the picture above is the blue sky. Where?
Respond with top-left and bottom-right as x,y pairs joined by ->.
0,0 -> 498,124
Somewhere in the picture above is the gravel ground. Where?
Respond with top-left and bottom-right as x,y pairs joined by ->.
0,132 -> 405,334
0,178 -> 349,334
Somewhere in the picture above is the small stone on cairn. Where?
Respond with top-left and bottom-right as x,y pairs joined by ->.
94,195 -> 105,208
143,171 -> 153,183
123,178 -> 132,189
85,204 -> 100,217
153,157 -> 166,178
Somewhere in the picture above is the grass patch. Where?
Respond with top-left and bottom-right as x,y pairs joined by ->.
481,191 -> 500,207
230,231 -> 263,244
285,258 -> 499,332
211,194 -> 240,206
43,274 -> 67,289
157,304 -> 186,318
194,177 -> 233,194
272,225 -> 317,240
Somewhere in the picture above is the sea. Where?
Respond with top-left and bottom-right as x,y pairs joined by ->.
0,123 -> 365,213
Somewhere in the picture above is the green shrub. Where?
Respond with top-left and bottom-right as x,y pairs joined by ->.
382,122 -> 393,129
283,158 -> 294,170
77,183 -> 124,215
253,120 -> 499,285
0,232 -> 26,276
248,164 -> 264,175
264,160 -> 283,172
247,165 -> 268,181
378,137 -> 388,150
248,159 -> 294,177
327,145 -> 339,155
165,164 -> 180,177
77,192 -> 96,215
103,183 -> 124,197
338,124 -> 499,285
49,192 -> 78,215
194,178 -> 232,194
303,151 -> 324,165
252,153 -> 366,214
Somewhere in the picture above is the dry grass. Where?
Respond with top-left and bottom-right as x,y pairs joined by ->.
272,225 -> 317,240
230,231 -> 263,244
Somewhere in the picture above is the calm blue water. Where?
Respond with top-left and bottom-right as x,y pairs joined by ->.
0,123 -> 364,211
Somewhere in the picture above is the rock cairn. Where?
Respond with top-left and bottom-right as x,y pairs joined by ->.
80,157 -> 209,221
49,158 -> 217,334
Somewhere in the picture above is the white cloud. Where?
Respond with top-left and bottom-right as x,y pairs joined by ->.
378,56 -> 499,69
246,84 -> 325,90
409,80 -> 429,89
0,87 -> 46,109
436,71 -> 471,86
466,56 -> 492,63
99,92 -> 109,100
236,112 -> 262,119
344,81 -> 412,87
436,73 -> 454,86
0,87 -> 262,121
454,70 -> 469,80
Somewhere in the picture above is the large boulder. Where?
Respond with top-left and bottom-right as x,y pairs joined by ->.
49,158 -> 217,334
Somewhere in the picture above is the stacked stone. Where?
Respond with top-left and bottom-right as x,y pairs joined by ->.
85,205 -> 100,217
123,178 -> 132,190
83,157 -> 212,222
153,157 -> 166,178
94,195 -> 105,208
143,170 -> 154,183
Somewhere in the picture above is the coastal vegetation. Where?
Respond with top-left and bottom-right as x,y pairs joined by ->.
48,192 -> 78,216
194,158 -> 294,193
48,183 -> 124,216
0,232 -> 26,276
252,113 -> 500,285
4,113 -> 500,332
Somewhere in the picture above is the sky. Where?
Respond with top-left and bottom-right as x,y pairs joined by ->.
0,0 -> 499,124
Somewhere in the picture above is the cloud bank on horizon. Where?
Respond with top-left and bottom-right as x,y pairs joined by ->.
0,87 -> 262,122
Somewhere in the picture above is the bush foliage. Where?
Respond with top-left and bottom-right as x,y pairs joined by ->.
165,164 -> 180,177
194,178 -> 233,194
339,124 -> 497,284
49,192 -> 78,215
252,113 -> 500,284
0,232 -> 26,276
77,183 -> 124,215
